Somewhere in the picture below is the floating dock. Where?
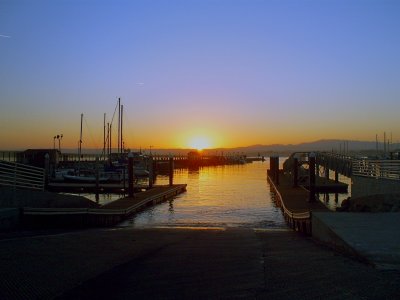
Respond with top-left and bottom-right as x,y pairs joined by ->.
304,176 -> 348,193
23,184 -> 187,228
268,169 -> 330,235
47,182 -> 149,193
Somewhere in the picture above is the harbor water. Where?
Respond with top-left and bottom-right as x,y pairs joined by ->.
68,159 -> 350,228
121,161 -> 288,229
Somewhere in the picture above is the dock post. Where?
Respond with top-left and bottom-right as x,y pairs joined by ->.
169,156 -> 174,186
149,155 -> 154,189
128,152 -> 134,197
269,156 -> 275,181
274,156 -> 280,185
334,171 -> 339,182
308,152 -> 316,202
95,156 -> 99,202
325,167 -> 329,180
293,155 -> 298,187
44,153 -> 50,190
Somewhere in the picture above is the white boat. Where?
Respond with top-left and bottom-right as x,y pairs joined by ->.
62,170 -> 110,183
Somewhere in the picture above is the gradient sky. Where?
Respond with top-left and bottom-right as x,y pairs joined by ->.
1,0 -> 399,150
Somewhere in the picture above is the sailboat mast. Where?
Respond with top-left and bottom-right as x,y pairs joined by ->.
121,104 -> 124,153
78,113 -> 83,171
107,122 -> 110,159
103,113 -> 106,160
117,97 -> 121,155
110,121 -> 112,158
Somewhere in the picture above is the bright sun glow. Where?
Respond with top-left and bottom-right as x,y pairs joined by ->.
188,137 -> 211,150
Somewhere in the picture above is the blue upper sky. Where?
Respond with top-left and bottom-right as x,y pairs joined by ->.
1,0 -> 399,149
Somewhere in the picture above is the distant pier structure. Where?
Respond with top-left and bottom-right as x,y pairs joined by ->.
268,151 -> 400,234
283,152 -> 400,199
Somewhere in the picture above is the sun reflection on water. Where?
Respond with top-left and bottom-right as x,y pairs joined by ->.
122,161 -> 287,229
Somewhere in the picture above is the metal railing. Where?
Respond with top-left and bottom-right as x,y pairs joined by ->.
0,151 -> 19,162
352,159 -> 400,180
0,160 -> 45,191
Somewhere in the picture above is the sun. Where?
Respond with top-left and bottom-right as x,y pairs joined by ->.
188,137 -> 211,151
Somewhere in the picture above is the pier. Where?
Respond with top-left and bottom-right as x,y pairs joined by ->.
22,184 -> 187,228
47,182 -> 148,193
269,153 -> 400,270
268,165 -> 329,236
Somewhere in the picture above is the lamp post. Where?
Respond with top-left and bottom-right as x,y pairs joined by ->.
55,134 -> 63,152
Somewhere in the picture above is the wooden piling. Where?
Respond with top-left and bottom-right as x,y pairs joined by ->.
128,152 -> 134,197
95,156 -> 99,202
149,155 -> 154,189
274,156 -> 280,185
44,153 -> 50,189
169,156 -> 174,186
293,157 -> 298,187
269,156 -> 275,182
308,153 -> 316,203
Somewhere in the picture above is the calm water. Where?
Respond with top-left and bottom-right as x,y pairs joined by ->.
77,159 -> 349,228
317,171 -> 351,210
120,161 -> 287,229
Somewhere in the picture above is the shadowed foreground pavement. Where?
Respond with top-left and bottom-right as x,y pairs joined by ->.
0,227 -> 399,299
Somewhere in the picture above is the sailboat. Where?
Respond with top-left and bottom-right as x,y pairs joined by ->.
61,113 -> 111,183
62,170 -> 110,183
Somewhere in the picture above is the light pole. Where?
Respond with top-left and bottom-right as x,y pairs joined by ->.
58,134 -> 63,152
55,134 -> 63,152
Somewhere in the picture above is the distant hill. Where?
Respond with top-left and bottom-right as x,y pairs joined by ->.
204,139 -> 399,156
52,139 -> 399,156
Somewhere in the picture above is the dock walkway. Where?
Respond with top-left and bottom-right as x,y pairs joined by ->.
102,185 -> 187,210
268,170 -> 329,235
269,171 -> 330,213
269,165 -> 400,270
23,184 -> 187,228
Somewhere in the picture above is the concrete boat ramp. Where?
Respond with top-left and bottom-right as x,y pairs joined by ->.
0,227 -> 399,299
313,212 -> 400,270
268,165 -> 400,271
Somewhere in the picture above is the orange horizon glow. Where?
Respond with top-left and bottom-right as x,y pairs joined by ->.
187,136 -> 212,150
0,115 -> 397,151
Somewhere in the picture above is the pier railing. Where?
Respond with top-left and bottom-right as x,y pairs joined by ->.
315,152 -> 353,177
0,160 -> 45,191
352,159 -> 400,180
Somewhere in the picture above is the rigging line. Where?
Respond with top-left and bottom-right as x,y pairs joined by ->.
110,99 -> 119,126
83,116 -> 100,149
121,106 -> 135,150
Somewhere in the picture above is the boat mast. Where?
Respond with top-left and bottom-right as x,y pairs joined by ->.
121,104 -> 124,153
78,113 -> 83,173
110,120 -> 112,158
107,122 -> 110,160
117,97 -> 121,155
103,113 -> 106,160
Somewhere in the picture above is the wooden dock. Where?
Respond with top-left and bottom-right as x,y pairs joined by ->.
305,177 -> 348,193
23,184 -> 187,228
268,170 -> 329,235
47,182 -> 148,193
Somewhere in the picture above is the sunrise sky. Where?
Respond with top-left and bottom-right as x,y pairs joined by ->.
1,0 -> 399,151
